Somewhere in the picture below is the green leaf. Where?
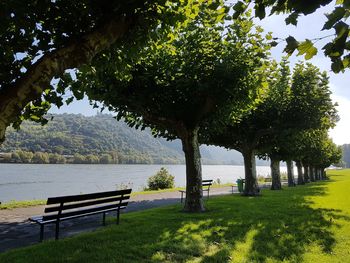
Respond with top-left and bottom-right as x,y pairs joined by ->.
232,1 -> 247,19
285,13 -> 299,26
255,4 -> 266,19
284,36 -> 299,55
270,41 -> 278,47
331,59 -> 343,73
297,40 -> 318,60
322,7 -> 346,30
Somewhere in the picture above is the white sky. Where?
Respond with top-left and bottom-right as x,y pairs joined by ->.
50,3 -> 350,145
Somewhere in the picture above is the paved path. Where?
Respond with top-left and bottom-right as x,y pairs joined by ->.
0,186 -> 237,253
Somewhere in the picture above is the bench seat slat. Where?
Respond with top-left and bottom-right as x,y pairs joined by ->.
42,202 -> 128,221
46,189 -> 132,205
30,206 -> 127,224
45,195 -> 130,213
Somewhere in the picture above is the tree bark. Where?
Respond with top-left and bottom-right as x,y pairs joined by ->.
242,149 -> 260,196
0,17 -> 133,143
309,166 -> 315,182
296,160 -> 304,185
303,164 -> 310,183
314,167 -> 319,180
286,160 -> 296,187
270,156 -> 282,190
181,128 -> 205,212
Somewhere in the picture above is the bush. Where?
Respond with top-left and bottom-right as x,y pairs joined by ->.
147,167 -> 175,190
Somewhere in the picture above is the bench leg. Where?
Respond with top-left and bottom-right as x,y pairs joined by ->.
40,224 -> 44,242
117,210 -> 120,225
207,190 -> 210,199
55,222 -> 60,240
103,212 -> 106,226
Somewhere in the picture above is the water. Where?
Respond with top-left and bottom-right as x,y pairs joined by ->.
0,164 -> 287,202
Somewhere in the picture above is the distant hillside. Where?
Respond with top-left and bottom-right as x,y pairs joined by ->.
0,113 -> 251,165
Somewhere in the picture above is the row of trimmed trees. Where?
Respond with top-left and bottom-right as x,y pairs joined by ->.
63,9 -> 341,212
203,60 -> 341,195
60,9 -> 337,212
3,7 -> 338,212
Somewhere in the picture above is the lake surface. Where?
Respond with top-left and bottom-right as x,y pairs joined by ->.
0,164 -> 288,202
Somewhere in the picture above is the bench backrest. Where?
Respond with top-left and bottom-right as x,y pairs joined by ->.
202,180 -> 213,189
43,189 -> 132,221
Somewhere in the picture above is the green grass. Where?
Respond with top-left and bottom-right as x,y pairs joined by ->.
0,199 -> 46,210
1,169 -> 350,262
0,184 -> 234,209
133,183 -> 233,196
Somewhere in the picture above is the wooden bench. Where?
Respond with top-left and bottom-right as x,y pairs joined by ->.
179,180 -> 213,203
29,189 -> 132,241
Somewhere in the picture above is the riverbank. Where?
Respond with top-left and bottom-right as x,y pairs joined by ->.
0,164 -> 287,202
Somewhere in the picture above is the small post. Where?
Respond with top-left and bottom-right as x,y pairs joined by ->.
40,225 -> 44,242
55,222 -> 60,240
117,209 -> 120,225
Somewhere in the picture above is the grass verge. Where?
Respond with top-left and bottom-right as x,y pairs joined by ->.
0,184 -> 234,208
1,169 -> 349,262
0,199 -> 46,210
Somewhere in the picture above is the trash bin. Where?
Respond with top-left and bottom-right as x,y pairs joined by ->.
236,179 -> 244,193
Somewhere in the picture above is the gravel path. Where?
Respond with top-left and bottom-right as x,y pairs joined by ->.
0,186 -> 236,253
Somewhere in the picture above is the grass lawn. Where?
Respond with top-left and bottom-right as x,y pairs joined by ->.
1,169 -> 349,262
0,199 -> 46,210
0,183 -> 234,210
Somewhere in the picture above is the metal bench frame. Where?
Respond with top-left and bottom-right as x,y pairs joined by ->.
179,180 -> 213,203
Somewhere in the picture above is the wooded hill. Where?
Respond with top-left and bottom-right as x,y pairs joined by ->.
0,114 -> 247,165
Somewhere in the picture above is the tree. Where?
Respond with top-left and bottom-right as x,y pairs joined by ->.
0,0 -> 210,142
75,13 -> 271,211
258,62 -> 338,190
100,153 -> 113,164
32,152 -> 50,164
234,1 -> 350,72
17,150 -> 33,163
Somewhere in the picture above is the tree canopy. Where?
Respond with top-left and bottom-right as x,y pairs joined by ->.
0,0 -> 212,142
70,11 -> 271,211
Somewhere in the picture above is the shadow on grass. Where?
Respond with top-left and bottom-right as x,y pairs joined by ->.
1,181 -> 348,263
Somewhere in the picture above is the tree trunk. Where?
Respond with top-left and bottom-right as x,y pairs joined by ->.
270,156 -> 282,190
286,160 -> 296,187
296,160 -> 304,185
242,149 -> 260,196
320,168 -> 326,180
315,168 -> 320,180
303,164 -> 310,183
181,128 -> 205,212
309,166 -> 315,182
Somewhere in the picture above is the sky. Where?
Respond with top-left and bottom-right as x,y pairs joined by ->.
50,3 -> 350,145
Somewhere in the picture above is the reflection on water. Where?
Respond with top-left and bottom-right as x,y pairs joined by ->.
0,164 -> 287,202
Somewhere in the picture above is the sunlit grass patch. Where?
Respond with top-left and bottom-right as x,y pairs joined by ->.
0,199 -> 46,210
1,169 -> 350,262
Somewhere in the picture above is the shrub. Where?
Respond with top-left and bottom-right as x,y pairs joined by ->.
147,167 -> 175,190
